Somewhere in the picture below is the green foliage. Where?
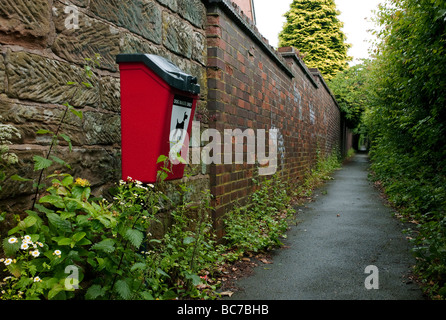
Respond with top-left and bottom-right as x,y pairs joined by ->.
133,176 -> 223,300
0,175 -> 162,300
296,149 -> 342,198
0,174 -> 218,300
328,61 -> 371,130
279,0 -> 352,80
365,0 -> 446,299
223,175 -> 294,254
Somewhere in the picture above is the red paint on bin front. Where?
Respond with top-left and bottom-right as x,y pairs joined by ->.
118,61 -> 198,183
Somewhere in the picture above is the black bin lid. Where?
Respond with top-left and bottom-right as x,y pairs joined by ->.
116,54 -> 200,95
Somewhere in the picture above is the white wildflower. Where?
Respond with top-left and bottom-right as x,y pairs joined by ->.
30,249 -> 40,257
8,237 -> 18,244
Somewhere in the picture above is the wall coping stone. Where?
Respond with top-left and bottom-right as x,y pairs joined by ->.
277,46 -> 319,88
204,0 -> 294,78
309,67 -> 340,110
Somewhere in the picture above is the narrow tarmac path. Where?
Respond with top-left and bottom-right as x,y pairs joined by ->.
229,153 -> 425,300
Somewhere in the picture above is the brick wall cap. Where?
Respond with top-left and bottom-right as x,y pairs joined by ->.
204,0 -> 294,78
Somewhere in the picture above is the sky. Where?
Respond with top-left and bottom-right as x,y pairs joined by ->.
253,0 -> 382,65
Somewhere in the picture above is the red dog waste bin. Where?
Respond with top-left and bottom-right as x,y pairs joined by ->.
116,54 -> 200,183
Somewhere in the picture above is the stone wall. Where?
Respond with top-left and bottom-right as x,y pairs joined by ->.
0,0 -> 209,212
204,0 -> 346,236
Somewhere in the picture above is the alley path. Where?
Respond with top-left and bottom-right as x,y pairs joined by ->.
229,154 -> 425,300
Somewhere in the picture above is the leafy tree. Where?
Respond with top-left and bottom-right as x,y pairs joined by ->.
328,60 -> 371,131
364,0 -> 446,298
279,0 -> 352,80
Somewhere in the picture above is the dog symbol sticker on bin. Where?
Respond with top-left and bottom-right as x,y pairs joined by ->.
169,95 -> 193,161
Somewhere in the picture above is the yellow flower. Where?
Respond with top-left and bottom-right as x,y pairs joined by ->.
74,178 -> 90,187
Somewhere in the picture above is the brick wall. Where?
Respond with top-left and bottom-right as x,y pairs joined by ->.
205,0 -> 345,236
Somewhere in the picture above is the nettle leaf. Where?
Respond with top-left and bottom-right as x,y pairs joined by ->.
50,155 -> 72,170
33,155 -> 53,171
85,284 -> 106,300
140,291 -> 154,300
2,237 -> 20,256
15,274 -> 32,288
91,239 -> 115,253
58,133 -> 73,151
130,262 -> 147,272
124,229 -> 144,248
115,279 -> 132,300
